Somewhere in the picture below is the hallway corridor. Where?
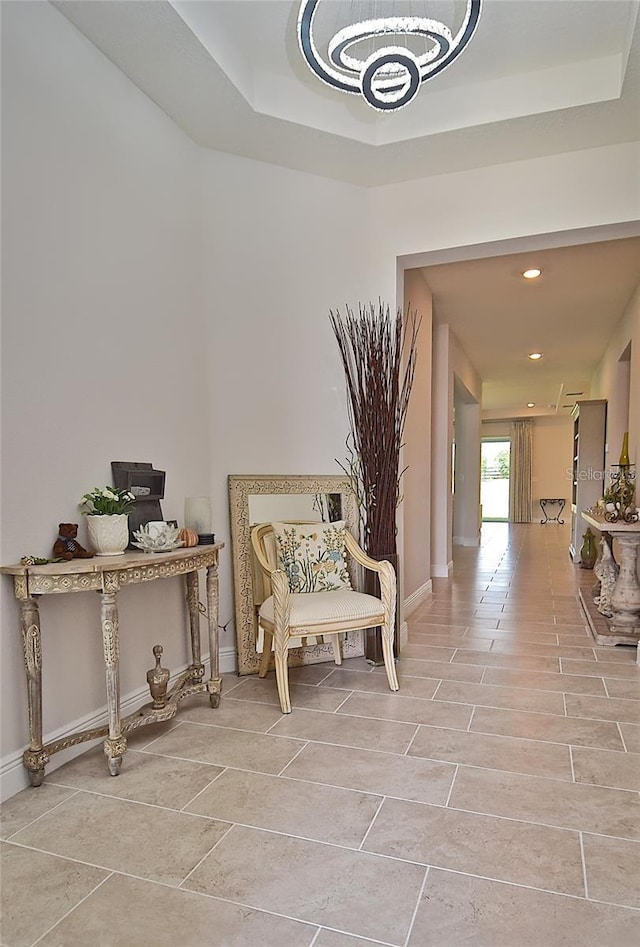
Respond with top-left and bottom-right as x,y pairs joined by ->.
1,523 -> 638,946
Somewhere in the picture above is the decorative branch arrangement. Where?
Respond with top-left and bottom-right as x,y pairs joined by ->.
329,301 -> 420,560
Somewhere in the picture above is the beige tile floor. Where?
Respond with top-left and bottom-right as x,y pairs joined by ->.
1,523 -> 639,946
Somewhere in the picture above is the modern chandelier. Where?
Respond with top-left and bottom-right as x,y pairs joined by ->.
298,0 -> 483,112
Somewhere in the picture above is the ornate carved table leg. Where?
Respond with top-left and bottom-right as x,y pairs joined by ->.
185,571 -> 204,682
100,587 -> 126,775
205,560 -> 222,708
609,535 -> 640,641
19,594 -> 48,786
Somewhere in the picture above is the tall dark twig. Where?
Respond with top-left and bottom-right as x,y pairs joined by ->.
329,301 -> 420,558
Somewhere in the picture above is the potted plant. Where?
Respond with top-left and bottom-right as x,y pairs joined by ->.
79,487 -> 136,556
330,300 -> 420,662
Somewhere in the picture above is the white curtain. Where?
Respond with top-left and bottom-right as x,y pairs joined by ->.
509,420 -> 533,523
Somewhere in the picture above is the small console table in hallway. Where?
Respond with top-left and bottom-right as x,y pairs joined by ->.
1,545 -> 224,786
540,498 -> 565,524
581,512 -> 640,659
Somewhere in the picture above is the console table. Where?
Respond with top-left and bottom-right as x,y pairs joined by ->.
540,498 -> 565,524
581,513 -> 639,650
1,544 -> 224,786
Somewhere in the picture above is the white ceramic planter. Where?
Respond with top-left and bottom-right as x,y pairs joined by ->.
87,514 -> 129,556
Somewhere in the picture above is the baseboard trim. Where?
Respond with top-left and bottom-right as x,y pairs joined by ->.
453,536 -> 480,547
431,561 -> 454,578
404,580 -> 433,616
1,646 -> 238,802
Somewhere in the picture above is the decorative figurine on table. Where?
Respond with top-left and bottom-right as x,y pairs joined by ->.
53,523 -> 94,561
578,527 -> 598,569
593,534 -> 618,618
604,432 -> 639,524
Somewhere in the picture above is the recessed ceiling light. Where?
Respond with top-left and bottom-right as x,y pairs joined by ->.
522,268 -> 542,279
528,352 -> 543,360
527,402 -> 535,408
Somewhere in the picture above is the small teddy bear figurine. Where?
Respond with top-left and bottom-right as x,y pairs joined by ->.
53,523 -> 93,561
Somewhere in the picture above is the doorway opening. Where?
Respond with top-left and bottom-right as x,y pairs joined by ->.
481,439 -> 510,521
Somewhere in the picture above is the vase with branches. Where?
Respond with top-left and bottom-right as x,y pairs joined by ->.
330,300 -> 420,661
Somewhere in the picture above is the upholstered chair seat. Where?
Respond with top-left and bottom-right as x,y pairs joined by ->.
251,521 -> 398,713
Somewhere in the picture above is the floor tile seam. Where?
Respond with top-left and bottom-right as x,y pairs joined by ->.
616,722 -> 630,751
1,837 -> 137,877
224,767 -> 394,801
406,751 -> 575,784
164,717 -> 319,740
276,738 -> 312,774
2,786 -> 82,840
312,926 -> 397,947
358,794 -> 387,852
431,698 -> 568,718
402,866 -> 431,947
446,760 -> 640,793
178,765 -> 228,813
443,801 -> 640,842
139,749 -> 321,779
179,819 -> 236,887
443,764 -> 459,808
210,822 -> 443,871
563,710 -> 640,728
438,678 -> 610,701
37,782 -> 241,826
466,705 -> 477,732
468,723 -> 624,752
174,884 -> 328,937
558,665 -> 612,681
316,682 -> 447,702
230,773 -> 456,808
578,832 -> 588,900
334,704 -> 474,730
480,678 -> 609,699
402,724 -> 422,757
185,809 -> 384,853
28,869 -> 115,947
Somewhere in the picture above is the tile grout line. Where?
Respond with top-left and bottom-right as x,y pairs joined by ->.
358,795 -> 387,852
30,872 -> 115,947
578,831 -> 590,900
403,865 -> 430,947
616,722 -> 629,752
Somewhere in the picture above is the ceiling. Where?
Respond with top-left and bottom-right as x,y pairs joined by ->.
53,0 -> 640,417
420,236 -> 640,416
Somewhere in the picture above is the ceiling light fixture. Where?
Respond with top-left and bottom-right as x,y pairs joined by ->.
522,268 -> 542,279
298,0 -> 483,112
527,402 -> 535,408
528,352 -> 543,360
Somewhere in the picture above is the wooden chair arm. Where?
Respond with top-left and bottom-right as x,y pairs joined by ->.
344,531 -> 396,623
251,531 -> 273,576
270,569 -> 291,634
344,531 -> 394,576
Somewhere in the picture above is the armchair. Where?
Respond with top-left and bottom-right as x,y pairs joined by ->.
251,522 -> 399,713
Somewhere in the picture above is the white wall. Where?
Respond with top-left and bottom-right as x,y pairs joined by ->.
1,1 -> 209,796
370,143 -> 640,258
199,150 -> 378,658
531,417 -> 575,513
591,281 -> 640,470
402,270 -> 433,605
3,0 -> 640,799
